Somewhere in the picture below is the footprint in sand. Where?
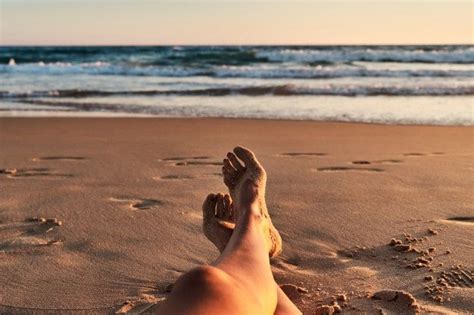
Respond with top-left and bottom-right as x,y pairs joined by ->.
279,152 -> 327,157
32,156 -> 87,162
314,167 -> 384,173
403,153 -> 426,156
160,156 -> 210,162
352,159 -> 403,165
0,217 -> 62,252
351,160 -> 372,165
0,168 -> 73,179
403,152 -> 445,157
376,159 -> 403,164
158,156 -> 222,167
156,156 -> 222,182
110,196 -> 163,210
437,267 -> 473,288
444,216 -> 474,224
155,175 -> 195,180
153,173 -> 222,181
424,266 -> 473,302
173,161 -> 222,167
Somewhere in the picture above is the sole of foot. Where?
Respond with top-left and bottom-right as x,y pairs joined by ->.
202,193 -> 236,253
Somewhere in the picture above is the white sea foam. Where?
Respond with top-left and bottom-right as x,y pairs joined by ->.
3,96 -> 471,126
1,60 -> 473,79
3,75 -> 473,97
256,47 -> 474,64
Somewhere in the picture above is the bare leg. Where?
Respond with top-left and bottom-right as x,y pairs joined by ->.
276,286 -> 303,315
202,193 -> 302,315
158,147 -> 284,315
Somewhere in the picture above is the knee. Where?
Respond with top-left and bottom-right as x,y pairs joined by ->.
160,266 -> 251,314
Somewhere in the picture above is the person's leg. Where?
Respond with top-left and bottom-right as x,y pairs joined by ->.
275,286 -> 303,315
202,193 -> 302,315
159,189 -> 276,315
158,147 -> 283,315
157,264 -> 247,315
213,181 -> 278,313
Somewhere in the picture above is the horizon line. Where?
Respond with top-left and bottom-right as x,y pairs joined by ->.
1,43 -> 473,47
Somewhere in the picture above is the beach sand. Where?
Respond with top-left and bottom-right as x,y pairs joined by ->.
0,118 -> 472,314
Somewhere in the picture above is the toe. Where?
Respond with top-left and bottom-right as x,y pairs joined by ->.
223,173 -> 234,188
202,194 -> 217,219
223,194 -> 233,220
233,146 -> 260,170
223,159 -> 237,176
216,194 -> 225,218
222,166 -> 236,188
223,166 -> 236,178
227,152 -> 245,173
223,176 -> 233,188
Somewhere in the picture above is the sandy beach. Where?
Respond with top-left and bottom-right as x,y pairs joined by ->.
0,118 -> 473,314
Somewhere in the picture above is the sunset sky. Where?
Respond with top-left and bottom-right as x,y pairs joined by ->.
1,0 -> 473,45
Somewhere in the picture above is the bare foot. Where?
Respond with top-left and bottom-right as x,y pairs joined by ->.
222,146 -> 282,257
202,193 -> 235,253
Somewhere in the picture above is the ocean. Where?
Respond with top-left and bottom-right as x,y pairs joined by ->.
1,45 -> 473,125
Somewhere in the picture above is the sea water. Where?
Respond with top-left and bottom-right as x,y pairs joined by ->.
1,45 -> 473,125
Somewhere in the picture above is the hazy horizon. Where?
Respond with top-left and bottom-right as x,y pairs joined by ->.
1,44 -> 473,47
1,0 -> 472,46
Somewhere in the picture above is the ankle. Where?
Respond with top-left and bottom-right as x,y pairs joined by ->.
237,202 -> 264,223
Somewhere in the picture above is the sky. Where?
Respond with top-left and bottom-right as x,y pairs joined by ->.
0,0 -> 473,45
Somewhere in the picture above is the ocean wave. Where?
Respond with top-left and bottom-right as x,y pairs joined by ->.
2,84 -> 473,98
2,46 -> 473,69
1,62 -> 473,79
8,97 -> 473,126
0,62 -> 211,77
214,65 -> 474,79
256,46 -> 474,64
0,46 -> 267,66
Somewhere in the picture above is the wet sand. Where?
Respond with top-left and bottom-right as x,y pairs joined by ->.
0,118 -> 473,314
